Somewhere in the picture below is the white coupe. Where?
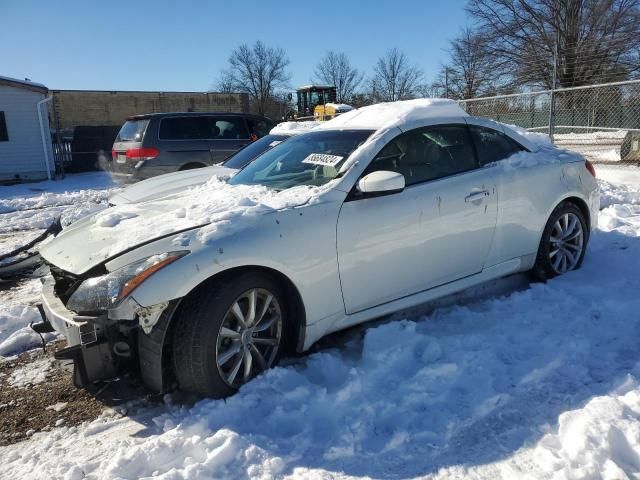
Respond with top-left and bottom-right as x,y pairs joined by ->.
37,99 -> 599,397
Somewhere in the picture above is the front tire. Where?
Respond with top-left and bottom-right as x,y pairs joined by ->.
172,272 -> 286,397
532,201 -> 588,281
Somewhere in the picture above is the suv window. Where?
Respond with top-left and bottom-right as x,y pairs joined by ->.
158,116 -> 250,140
116,118 -> 149,142
469,125 -> 525,166
246,118 -> 274,138
365,125 -> 478,186
210,117 -> 249,139
159,116 -> 210,140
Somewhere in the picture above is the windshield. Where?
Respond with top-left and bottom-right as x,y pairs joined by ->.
222,134 -> 288,169
228,129 -> 373,190
116,119 -> 149,142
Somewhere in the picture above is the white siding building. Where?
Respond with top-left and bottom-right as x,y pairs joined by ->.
0,76 -> 54,183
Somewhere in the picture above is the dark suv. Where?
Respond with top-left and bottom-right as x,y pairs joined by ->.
110,112 -> 274,181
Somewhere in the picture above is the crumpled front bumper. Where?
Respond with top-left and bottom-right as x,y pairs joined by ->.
35,275 -> 117,386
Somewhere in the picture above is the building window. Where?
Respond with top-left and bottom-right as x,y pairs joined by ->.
0,112 -> 7,142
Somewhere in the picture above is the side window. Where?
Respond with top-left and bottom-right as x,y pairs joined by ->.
0,112 -> 8,141
469,125 -> 525,166
364,125 -> 478,186
159,116 -> 210,140
246,118 -> 274,138
207,117 -> 249,140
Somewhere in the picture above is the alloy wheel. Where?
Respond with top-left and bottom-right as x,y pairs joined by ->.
549,212 -> 584,274
215,288 -> 282,388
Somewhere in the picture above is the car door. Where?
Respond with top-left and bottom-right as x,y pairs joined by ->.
157,116 -> 214,168
207,116 -> 251,164
465,119 -> 537,266
336,124 -> 498,314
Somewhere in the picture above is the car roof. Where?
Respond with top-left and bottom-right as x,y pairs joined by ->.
315,99 -> 467,132
127,112 -> 271,121
315,98 -> 540,152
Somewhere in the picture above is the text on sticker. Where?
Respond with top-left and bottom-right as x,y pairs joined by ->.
302,153 -> 344,167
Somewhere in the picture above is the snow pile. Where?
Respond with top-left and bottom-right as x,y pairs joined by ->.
0,172 -> 121,233
0,305 -> 45,357
0,230 -> 44,256
269,121 -> 322,135
534,379 -> 640,479
599,179 -> 640,208
7,358 -> 53,387
0,279 -> 55,358
319,98 -> 468,131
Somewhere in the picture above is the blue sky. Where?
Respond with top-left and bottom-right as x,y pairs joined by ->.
0,0 -> 469,92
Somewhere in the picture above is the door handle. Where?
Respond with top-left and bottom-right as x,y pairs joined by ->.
465,190 -> 490,203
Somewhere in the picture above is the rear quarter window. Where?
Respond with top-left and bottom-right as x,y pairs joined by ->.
469,125 -> 526,166
116,119 -> 149,142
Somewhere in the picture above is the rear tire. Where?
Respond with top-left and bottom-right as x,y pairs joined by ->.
172,272 -> 286,398
532,201 -> 588,281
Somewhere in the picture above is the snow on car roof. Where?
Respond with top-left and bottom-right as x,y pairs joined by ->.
269,120 -> 322,135
317,98 -> 468,132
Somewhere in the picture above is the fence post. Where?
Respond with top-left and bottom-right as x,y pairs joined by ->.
547,38 -> 558,142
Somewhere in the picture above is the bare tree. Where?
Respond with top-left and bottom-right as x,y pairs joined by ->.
313,51 -> 364,103
467,0 -> 640,88
416,83 -> 443,98
370,48 -> 423,102
214,75 -> 235,94
433,27 -> 501,99
220,41 -> 291,115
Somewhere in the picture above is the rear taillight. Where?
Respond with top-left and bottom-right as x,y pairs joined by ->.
585,159 -> 596,178
111,149 -> 116,160
126,147 -> 159,160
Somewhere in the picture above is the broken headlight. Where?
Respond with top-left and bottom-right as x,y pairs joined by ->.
66,251 -> 188,313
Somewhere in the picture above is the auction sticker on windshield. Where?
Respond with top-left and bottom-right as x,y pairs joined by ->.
302,153 -> 344,167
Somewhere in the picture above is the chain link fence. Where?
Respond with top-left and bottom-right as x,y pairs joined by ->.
459,79 -> 640,164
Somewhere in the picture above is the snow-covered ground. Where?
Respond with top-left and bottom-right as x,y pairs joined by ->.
1,168 -> 640,479
0,172 -> 120,356
553,130 -> 629,163
0,172 -> 119,236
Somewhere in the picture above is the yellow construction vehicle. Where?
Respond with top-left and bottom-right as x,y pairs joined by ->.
292,85 -> 354,121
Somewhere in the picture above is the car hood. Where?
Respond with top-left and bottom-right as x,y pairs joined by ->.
109,165 -> 237,205
40,178 -> 327,275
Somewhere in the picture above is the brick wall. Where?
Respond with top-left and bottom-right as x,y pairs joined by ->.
49,90 -> 250,131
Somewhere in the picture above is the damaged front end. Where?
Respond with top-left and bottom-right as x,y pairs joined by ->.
33,254 -> 186,392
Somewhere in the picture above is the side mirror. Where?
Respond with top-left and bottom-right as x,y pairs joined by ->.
357,171 -> 405,195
